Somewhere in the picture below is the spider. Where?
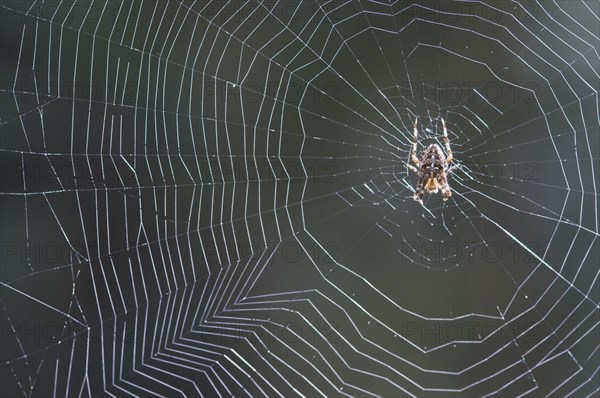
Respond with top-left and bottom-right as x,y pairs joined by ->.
406,117 -> 456,205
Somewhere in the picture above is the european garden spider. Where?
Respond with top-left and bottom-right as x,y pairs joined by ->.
407,117 -> 456,205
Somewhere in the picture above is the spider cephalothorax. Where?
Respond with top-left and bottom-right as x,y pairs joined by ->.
407,117 -> 456,205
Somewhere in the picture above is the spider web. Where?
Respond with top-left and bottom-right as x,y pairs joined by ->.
1,1 -> 599,397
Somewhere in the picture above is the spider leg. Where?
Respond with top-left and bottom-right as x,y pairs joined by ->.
437,174 -> 452,201
413,178 -> 425,205
442,185 -> 452,201
411,117 -> 419,165
446,164 -> 459,174
442,118 -> 453,164
407,164 -> 419,174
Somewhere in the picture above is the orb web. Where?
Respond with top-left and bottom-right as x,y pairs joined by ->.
1,1 -> 598,397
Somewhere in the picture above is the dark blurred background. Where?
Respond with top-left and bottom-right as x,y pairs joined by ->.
1,1 -> 598,397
